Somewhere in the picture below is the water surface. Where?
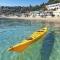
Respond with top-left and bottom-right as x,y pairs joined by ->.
0,18 -> 60,60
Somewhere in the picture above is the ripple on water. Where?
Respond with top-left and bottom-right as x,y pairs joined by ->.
0,19 -> 60,60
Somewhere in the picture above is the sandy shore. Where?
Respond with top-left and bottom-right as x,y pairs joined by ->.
0,16 -> 60,23
0,15 -> 60,28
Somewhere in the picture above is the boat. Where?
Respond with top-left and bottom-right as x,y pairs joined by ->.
8,27 -> 48,52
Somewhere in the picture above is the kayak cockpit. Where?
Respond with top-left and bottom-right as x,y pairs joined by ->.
26,37 -> 33,40
37,31 -> 44,32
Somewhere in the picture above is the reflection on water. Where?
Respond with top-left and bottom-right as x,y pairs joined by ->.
0,19 -> 32,28
0,18 -> 60,60
41,31 -> 55,60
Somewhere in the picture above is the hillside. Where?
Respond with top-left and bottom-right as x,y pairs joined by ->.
48,0 -> 60,4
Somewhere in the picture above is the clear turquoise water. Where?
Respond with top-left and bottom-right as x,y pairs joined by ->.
0,19 -> 60,60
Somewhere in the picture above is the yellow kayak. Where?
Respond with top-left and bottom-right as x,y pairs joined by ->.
8,27 -> 48,52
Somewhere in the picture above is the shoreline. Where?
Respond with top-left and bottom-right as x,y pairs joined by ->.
0,16 -> 60,23
0,16 -> 60,28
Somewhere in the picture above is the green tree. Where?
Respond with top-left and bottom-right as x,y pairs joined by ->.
48,0 -> 60,4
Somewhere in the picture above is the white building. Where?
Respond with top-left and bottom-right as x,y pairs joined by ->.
46,3 -> 60,16
46,3 -> 60,10
53,9 -> 60,16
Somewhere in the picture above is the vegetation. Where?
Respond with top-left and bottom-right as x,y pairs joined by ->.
48,0 -> 60,4
0,0 -> 60,16
0,4 -> 46,15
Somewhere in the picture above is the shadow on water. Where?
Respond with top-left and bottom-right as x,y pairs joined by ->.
40,31 -> 55,60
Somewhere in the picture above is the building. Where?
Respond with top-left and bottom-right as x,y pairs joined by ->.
46,3 -> 60,16
31,11 -> 40,16
31,10 -> 47,17
46,3 -> 60,10
53,9 -> 60,16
